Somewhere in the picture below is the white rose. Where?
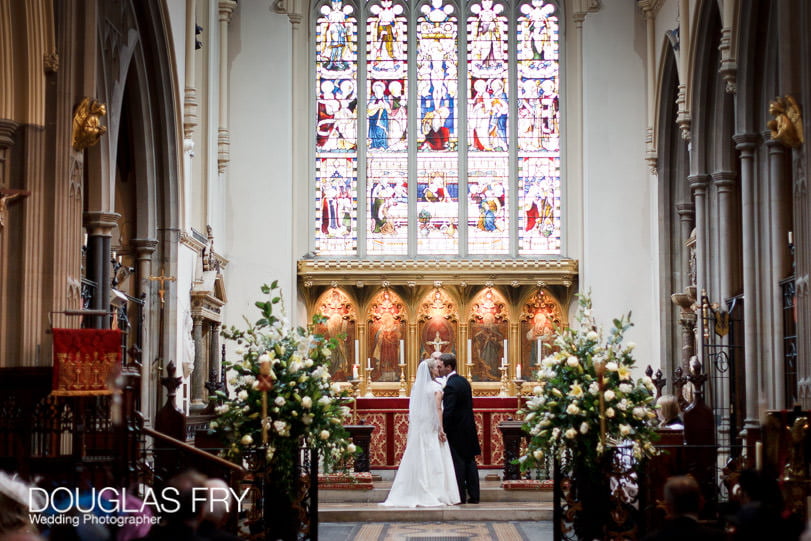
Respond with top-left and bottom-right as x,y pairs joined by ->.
605,407 -> 615,418
604,390 -> 615,401
347,443 -> 357,453
237,390 -> 249,401
275,396 -> 286,406
525,412 -> 536,423
589,382 -> 600,395
258,353 -> 270,364
533,449 -> 544,460
620,424 -> 632,436
320,430 -> 330,440
586,331 -> 598,341
301,396 -> 312,409
302,413 -> 314,425
580,422 -> 589,434
240,435 -> 254,445
617,399 -> 629,411
633,407 -> 647,420
619,383 -> 633,394
243,375 -> 256,386
551,428 -> 560,439
566,403 -> 580,415
319,396 -> 332,406
210,421 -> 218,429
565,428 -> 578,440
605,362 -> 618,372
533,386 -> 543,396
304,358 -> 314,368
567,356 -> 579,367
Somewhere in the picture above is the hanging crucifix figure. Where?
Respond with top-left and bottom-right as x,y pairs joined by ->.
426,331 -> 449,353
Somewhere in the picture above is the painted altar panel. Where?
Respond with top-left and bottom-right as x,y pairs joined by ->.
417,288 -> 458,359
367,289 -> 408,382
520,288 -> 564,379
313,288 -> 358,381
468,287 -> 509,382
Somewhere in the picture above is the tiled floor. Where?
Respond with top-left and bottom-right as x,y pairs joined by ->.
318,521 -> 554,541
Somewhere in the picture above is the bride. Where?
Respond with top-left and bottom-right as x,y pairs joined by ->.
380,357 -> 461,507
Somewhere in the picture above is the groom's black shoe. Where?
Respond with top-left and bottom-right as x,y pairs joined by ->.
467,499 -> 479,504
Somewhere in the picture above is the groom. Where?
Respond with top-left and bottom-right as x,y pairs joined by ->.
439,353 -> 481,504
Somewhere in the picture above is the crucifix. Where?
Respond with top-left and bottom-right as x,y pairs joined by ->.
148,268 -> 176,305
426,331 -> 449,353
0,189 -> 31,231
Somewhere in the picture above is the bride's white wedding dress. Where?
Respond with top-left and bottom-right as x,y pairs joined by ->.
381,360 -> 461,507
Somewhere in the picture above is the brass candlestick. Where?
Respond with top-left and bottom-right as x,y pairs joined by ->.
364,367 -> 375,397
513,379 -> 525,413
594,361 -> 606,450
498,364 -> 509,397
398,362 -> 407,397
466,358 -> 474,379
349,378 -> 361,423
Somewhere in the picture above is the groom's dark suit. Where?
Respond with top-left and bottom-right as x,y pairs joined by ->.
442,371 -> 481,503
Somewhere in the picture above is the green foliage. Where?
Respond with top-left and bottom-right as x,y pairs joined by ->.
518,292 -> 659,473
210,282 -> 357,498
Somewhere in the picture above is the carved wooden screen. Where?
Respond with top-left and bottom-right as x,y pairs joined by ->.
366,289 -> 408,382
313,288 -> 357,381
468,288 -> 509,382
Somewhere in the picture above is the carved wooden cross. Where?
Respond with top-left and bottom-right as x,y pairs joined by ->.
148,268 -> 176,304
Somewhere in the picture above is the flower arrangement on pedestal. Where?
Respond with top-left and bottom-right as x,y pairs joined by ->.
210,282 -> 357,496
518,292 -> 659,473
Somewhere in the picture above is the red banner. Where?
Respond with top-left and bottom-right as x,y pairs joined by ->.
52,328 -> 122,396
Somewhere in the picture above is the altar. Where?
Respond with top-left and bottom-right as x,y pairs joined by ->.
352,396 -> 520,469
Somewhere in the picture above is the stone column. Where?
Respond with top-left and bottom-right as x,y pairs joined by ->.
0,120 -> 19,359
767,138 -> 790,407
190,315 -> 206,409
216,0 -> 237,173
675,203 -> 695,288
84,211 -> 120,329
132,238 -> 158,421
734,133 -> 761,430
207,321 -> 221,391
687,175 -> 710,309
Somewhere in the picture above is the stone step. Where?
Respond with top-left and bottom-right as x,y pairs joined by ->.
318,482 -> 553,504
318,502 -> 554,523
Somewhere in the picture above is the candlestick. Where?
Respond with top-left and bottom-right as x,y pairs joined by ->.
498,364 -> 509,397
755,441 -> 763,470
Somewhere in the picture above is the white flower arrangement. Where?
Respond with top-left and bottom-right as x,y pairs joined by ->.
518,292 -> 659,473
210,281 -> 357,495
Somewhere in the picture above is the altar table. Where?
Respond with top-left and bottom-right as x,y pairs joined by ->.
351,397 -> 520,469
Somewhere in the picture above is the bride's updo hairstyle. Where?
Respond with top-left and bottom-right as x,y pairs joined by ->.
439,352 -> 456,371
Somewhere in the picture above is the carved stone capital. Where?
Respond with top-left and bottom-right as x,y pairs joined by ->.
218,0 -> 238,23
687,174 -> 710,192
132,238 -> 159,259
711,170 -> 737,191
84,211 -> 121,236
733,132 -> 760,151
0,120 -> 19,149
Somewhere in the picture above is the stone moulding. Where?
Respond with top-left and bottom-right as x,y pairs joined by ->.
297,259 -> 579,288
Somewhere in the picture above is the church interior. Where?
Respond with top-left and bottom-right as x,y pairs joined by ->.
1,0 -> 811,539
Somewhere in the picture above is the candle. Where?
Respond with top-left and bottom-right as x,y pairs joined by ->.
503,339 -> 508,361
467,339 -> 472,364
399,339 -> 405,365
367,357 -> 373,371
516,363 -> 522,380
501,357 -> 506,367
755,441 -> 763,470
352,364 -> 359,380
536,339 -> 542,365
789,231 -> 794,246
354,340 -> 359,365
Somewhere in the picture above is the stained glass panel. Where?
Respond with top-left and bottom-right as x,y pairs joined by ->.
517,0 -> 560,254
467,154 -> 509,253
315,0 -> 358,255
518,156 -> 560,253
417,154 -> 459,254
367,157 -> 409,255
416,0 -> 458,151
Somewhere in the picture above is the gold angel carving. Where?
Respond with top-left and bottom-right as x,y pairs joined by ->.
72,97 -> 107,151
768,95 -> 804,148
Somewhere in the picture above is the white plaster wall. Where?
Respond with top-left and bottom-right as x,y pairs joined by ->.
223,4 -> 295,330
580,3 -> 659,369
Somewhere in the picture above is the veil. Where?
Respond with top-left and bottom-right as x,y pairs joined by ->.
408,360 -> 440,435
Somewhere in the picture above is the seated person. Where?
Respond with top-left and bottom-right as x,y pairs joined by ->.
643,475 -> 725,541
657,394 -> 683,429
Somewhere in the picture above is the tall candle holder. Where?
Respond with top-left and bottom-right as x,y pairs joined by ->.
364,367 -> 375,398
466,358 -> 474,379
398,361 -> 407,397
498,364 -> 509,397
349,378 -> 361,423
512,378 -> 525,413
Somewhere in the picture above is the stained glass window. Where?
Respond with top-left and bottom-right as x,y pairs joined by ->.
313,0 -> 561,257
